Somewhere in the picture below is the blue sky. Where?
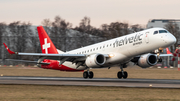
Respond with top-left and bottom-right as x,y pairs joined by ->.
0,0 -> 180,28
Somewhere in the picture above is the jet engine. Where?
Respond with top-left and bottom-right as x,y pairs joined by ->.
138,54 -> 158,68
85,54 -> 106,68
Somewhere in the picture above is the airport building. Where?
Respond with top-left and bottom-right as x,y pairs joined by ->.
147,19 -> 180,28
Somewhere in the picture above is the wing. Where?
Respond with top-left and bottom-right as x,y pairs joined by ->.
3,43 -> 109,64
3,43 -> 86,62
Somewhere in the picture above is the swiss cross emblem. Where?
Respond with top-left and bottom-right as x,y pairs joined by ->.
42,38 -> 50,54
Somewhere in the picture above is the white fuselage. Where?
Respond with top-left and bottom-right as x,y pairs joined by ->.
62,28 -> 176,70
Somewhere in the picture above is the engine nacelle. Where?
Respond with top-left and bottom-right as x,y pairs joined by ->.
138,54 -> 158,68
85,54 -> 106,68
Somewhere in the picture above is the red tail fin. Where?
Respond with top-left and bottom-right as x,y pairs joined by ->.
37,26 -> 58,54
166,48 -> 172,54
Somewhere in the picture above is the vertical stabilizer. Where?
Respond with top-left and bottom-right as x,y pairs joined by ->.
166,48 -> 172,54
37,26 -> 59,54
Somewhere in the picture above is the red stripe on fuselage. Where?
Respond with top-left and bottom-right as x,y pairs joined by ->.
41,59 -> 83,72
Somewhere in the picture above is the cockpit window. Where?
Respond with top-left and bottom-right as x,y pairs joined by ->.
154,31 -> 158,34
159,30 -> 168,33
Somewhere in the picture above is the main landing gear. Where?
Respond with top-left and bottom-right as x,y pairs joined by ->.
83,69 -> 94,79
117,64 -> 128,79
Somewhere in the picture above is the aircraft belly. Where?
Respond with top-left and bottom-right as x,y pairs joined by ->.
63,62 -> 87,70
105,53 -> 130,65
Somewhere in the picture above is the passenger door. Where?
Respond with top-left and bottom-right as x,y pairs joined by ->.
145,32 -> 149,44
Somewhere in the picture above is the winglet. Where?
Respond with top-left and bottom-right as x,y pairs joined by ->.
3,43 -> 16,54
166,48 -> 172,54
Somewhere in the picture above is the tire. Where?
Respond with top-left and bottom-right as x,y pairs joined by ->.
89,71 -> 94,79
117,71 -> 122,79
122,71 -> 128,79
83,71 -> 89,79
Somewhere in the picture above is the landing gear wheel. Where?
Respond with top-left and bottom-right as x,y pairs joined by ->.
117,64 -> 128,79
122,71 -> 128,79
83,71 -> 88,79
83,71 -> 94,79
117,71 -> 122,79
89,71 -> 94,79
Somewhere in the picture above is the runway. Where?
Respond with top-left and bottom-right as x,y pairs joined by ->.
0,76 -> 180,88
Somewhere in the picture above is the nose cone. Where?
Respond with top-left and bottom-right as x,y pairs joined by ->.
168,34 -> 177,44
165,33 -> 177,46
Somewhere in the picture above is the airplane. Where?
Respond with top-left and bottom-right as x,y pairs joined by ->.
3,26 -> 176,79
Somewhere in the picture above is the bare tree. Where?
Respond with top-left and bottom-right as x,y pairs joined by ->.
130,24 -> 144,32
8,21 -> 33,60
79,16 -> 91,32
0,22 -> 7,61
76,17 -> 93,46
52,16 -> 72,30
74,17 -> 93,32
51,16 -> 72,51
0,22 -> 7,44
41,19 -> 52,35
41,19 -> 51,27
101,22 -> 130,39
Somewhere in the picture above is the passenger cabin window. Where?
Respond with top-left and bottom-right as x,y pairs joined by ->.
154,31 -> 158,34
159,30 -> 168,33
